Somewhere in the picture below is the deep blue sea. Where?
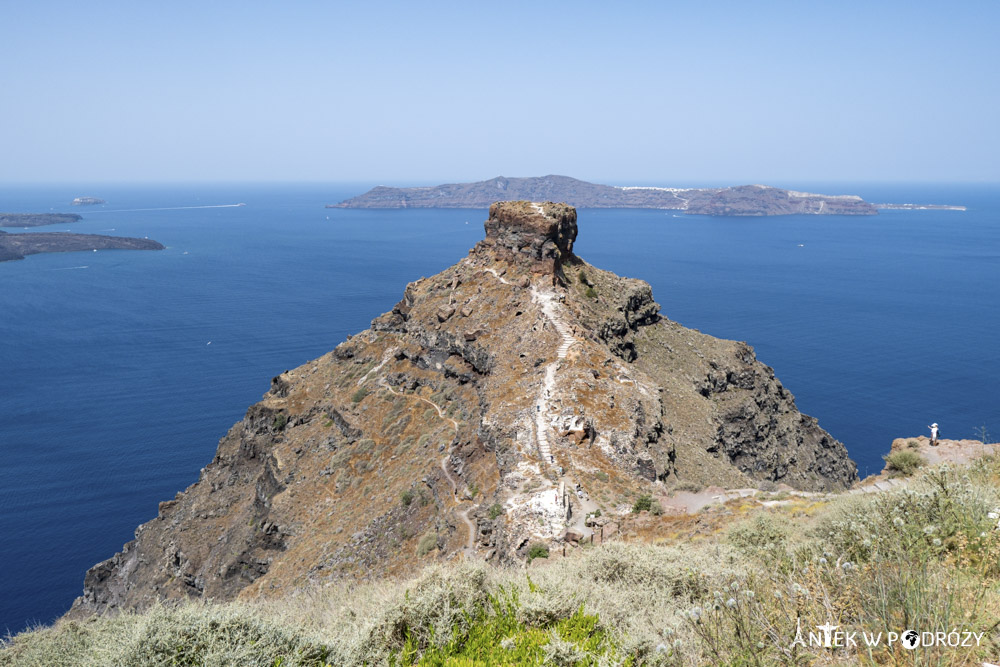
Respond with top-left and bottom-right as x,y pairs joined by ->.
1,182 -> 997,632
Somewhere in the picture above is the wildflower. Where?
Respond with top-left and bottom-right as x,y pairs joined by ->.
756,641 -> 766,649
923,525 -> 937,535
656,643 -> 668,653
932,538 -> 942,546
893,517 -> 905,527
774,590 -> 783,599
726,598 -> 737,608
862,538 -> 872,548
987,510 -> 999,520
730,581 -> 740,592
743,590 -> 755,599
818,557 -> 828,565
688,606 -> 703,621
841,561 -> 855,572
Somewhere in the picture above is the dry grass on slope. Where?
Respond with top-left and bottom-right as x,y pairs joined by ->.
5,458 -> 1000,666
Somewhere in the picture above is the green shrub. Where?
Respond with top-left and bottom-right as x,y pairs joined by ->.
400,490 -> 415,506
577,270 -> 589,285
884,449 -> 926,476
272,413 -> 288,431
728,513 -> 787,559
416,532 -> 438,557
584,286 -> 597,299
527,543 -> 550,562
488,503 -> 503,520
594,471 -> 609,483
650,500 -> 664,516
632,494 -> 653,513
351,387 -> 368,403
673,480 -> 705,493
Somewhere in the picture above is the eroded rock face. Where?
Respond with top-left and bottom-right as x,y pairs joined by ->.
69,201 -> 856,619
481,201 -> 577,275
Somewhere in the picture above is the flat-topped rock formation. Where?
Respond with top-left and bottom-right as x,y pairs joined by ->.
329,175 -> 879,215
0,213 -> 82,228
0,231 -> 164,262
482,201 -> 577,276
69,201 -> 855,619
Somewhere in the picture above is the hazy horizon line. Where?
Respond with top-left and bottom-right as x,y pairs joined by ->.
3,177 -> 998,187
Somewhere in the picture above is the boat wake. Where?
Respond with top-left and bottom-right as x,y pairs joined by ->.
90,204 -> 246,214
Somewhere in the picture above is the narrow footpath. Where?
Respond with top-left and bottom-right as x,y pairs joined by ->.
377,378 -> 477,556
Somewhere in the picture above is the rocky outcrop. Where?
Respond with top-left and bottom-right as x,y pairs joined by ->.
70,201 -> 856,619
480,201 -> 577,277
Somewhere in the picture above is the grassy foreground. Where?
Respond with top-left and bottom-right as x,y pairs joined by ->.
4,458 -> 1000,666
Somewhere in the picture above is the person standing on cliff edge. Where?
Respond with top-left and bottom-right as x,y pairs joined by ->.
928,422 -> 939,446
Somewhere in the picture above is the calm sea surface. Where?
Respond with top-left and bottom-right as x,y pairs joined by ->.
1,182 -> 997,631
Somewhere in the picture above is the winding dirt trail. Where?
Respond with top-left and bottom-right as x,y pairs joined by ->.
530,287 -> 576,466
484,265 -> 600,536
377,379 -> 477,554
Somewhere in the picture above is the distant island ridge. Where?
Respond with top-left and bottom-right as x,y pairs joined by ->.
329,175 -> 965,215
0,230 -> 164,262
0,213 -> 82,228
0,211 -> 162,262
72,197 -> 106,206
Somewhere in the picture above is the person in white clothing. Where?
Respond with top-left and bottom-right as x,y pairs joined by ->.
928,422 -> 939,446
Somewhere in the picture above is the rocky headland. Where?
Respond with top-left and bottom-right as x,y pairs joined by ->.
329,175 -> 879,215
0,213 -> 82,228
70,200 -> 856,619
0,231 -> 164,262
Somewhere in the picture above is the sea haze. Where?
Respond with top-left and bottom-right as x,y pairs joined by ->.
0,182 -> 996,632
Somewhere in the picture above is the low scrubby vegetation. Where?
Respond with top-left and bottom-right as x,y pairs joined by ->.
4,459 -> 1000,665
884,449 -> 927,476
527,542 -> 550,563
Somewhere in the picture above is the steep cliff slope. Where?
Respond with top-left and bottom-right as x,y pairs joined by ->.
70,202 -> 856,617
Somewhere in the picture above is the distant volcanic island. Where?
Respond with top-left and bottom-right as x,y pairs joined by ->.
0,213 -> 163,262
329,175 -> 964,215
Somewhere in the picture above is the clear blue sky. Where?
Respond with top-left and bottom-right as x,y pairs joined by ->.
2,0 -> 997,184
